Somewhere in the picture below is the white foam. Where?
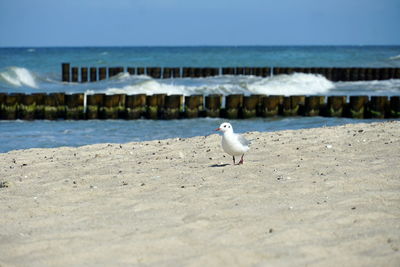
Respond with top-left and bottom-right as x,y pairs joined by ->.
0,67 -> 38,88
247,73 -> 334,95
102,72 -> 334,96
389,54 -> 400,60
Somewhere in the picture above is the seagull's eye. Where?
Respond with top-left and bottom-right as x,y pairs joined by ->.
223,125 -> 226,128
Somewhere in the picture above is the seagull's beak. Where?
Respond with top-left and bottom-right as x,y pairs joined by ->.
215,128 -> 221,131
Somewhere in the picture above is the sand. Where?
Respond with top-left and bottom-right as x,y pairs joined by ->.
0,121 -> 399,267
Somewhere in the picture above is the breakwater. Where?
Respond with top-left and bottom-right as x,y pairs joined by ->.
1,93 -> 399,120
61,63 -> 400,82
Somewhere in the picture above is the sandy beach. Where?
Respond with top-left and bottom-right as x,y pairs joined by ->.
1,121 -> 399,267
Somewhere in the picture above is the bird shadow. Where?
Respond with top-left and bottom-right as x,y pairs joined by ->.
209,163 -> 230,168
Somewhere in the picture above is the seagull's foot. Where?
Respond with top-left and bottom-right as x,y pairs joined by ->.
237,155 -> 244,165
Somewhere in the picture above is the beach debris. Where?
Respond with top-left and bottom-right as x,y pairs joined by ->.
0,181 -> 10,188
215,122 -> 250,165
326,144 -> 333,149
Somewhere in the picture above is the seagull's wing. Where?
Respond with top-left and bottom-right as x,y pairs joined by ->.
237,134 -> 251,146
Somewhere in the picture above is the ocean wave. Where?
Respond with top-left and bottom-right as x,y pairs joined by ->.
0,67 -> 38,88
389,54 -> 400,60
335,79 -> 400,95
102,72 -> 334,96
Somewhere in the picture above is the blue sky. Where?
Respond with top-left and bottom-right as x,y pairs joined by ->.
0,0 -> 399,46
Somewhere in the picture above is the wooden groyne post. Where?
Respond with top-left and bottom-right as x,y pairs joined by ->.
61,64 -> 400,82
126,94 -> 146,119
225,94 -> 243,119
205,94 -> 222,118
184,95 -> 204,118
2,93 -> 400,120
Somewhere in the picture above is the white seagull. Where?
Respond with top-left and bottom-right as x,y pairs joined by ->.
215,122 -> 250,165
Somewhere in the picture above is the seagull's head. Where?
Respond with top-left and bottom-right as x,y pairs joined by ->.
215,122 -> 233,133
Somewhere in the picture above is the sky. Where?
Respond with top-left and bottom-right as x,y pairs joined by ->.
0,0 -> 399,47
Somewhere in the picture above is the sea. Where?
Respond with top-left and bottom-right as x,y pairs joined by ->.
1,46 -> 400,153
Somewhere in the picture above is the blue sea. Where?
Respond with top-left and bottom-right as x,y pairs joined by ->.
1,46 -> 400,152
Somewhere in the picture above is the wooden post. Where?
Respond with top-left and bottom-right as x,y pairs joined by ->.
172,68 -> 181,78
286,67 -> 294,75
146,94 -> 165,119
290,95 -> 305,116
0,93 -> 6,119
127,67 -> 136,76
224,94 -> 243,119
260,95 -> 283,117
222,68 -> 235,75
71,67 -> 78,82
273,67 -> 283,75
236,67 -> 245,75
261,67 -> 271,77
242,95 -> 261,118
379,68 -> 390,80
126,94 -> 146,119
194,68 -> 202,78
349,68 -> 359,81
32,93 -> 46,119
99,67 -> 107,80
62,63 -> 70,82
349,96 -> 369,118
395,68 -> 400,79
163,68 -> 172,79
342,68 -> 351,81
201,68 -> 209,77
90,67 -> 97,82
327,96 -> 347,117
86,94 -> 104,119
136,67 -> 145,76
2,93 -> 22,120
184,95 -> 204,118
282,97 -> 291,116
81,67 -> 88,83
162,95 -> 183,119
117,67 -> 124,75
283,96 -> 306,116
182,68 -> 193,78
368,96 -> 388,118
365,68 -> 373,81
252,67 -> 262,76
147,67 -> 161,79
44,93 -> 65,120
108,67 -> 115,78
18,94 -> 36,120
390,96 -> 400,118
211,68 -> 219,76
331,68 -> 340,82
205,94 -> 222,118
358,68 -> 366,81
65,93 -> 84,120
305,96 -> 325,116
100,94 -> 126,119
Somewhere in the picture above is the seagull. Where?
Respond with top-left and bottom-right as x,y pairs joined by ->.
215,122 -> 250,165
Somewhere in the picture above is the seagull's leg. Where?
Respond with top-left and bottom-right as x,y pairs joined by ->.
238,154 -> 244,165
232,156 -> 236,165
